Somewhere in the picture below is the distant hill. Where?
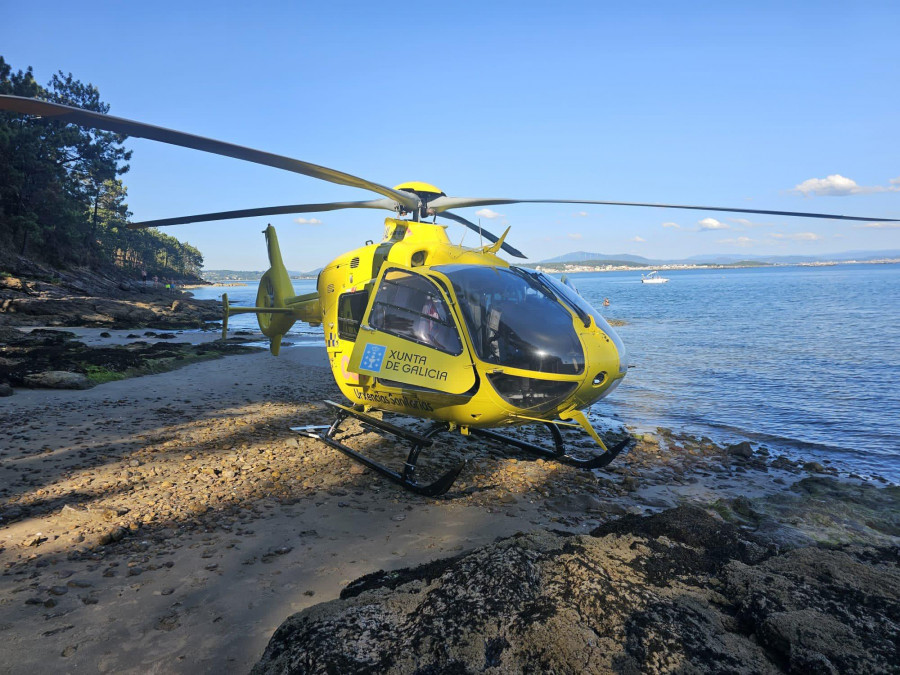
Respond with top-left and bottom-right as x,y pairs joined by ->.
540,251 -> 661,265
202,269 -> 317,282
533,259 -> 649,270
538,249 -> 900,266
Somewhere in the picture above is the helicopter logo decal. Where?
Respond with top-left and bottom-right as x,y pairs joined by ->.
359,344 -> 387,372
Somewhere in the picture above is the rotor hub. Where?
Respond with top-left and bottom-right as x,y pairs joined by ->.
393,182 -> 445,218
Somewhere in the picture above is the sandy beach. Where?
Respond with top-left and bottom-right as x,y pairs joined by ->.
1,345 -> 898,673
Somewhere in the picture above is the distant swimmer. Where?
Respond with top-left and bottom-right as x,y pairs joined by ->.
603,298 -> 610,307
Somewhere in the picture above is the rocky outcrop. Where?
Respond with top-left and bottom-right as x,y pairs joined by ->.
253,506 -> 900,674
0,263 -> 219,329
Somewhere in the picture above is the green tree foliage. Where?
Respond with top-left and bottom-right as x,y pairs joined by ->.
0,56 -> 203,278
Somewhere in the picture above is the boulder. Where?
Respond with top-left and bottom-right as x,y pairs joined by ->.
726,441 -> 754,459
23,371 -> 91,389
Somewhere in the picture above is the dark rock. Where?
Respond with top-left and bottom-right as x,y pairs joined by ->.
154,612 -> 180,631
724,546 -> 900,673
254,506 -> 899,674
0,327 -> 30,344
771,455 -> 799,471
99,332 -> 111,338
0,381 -> 13,396
731,495 -> 759,520
726,441 -> 754,459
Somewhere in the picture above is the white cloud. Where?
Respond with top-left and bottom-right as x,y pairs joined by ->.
792,174 -> 900,196
294,217 -> 322,225
717,236 -> 756,247
567,233 -> 583,240
770,232 -> 822,241
661,221 -> 680,229
573,211 -> 589,217
698,217 -> 730,231
852,221 -> 900,230
729,217 -> 774,228
475,208 -> 504,219
629,236 -> 646,243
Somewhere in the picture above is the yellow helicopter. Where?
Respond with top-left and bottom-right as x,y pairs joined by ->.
3,94 -> 896,496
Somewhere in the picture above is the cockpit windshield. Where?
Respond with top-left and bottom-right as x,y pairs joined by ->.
537,271 -> 627,370
436,265 -> 585,375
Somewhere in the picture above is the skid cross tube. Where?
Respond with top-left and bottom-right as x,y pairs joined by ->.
294,400 -> 464,497
470,423 -> 633,469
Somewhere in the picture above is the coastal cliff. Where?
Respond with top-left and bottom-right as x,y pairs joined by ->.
0,256 -> 218,329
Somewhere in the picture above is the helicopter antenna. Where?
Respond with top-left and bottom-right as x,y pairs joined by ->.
478,219 -> 484,248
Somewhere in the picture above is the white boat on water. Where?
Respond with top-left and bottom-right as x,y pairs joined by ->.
641,271 -> 669,284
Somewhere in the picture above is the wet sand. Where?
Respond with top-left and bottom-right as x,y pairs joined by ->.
0,346 -> 896,673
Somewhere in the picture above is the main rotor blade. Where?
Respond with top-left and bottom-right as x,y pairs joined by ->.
436,211 -> 527,258
0,95 -> 419,211
127,199 -> 397,229
427,196 -> 899,223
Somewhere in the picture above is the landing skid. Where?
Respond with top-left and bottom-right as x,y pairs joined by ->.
292,401 -> 464,497
294,401 -> 633,496
470,423 -> 633,469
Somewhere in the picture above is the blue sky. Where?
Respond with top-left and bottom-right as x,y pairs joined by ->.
3,1 -> 899,269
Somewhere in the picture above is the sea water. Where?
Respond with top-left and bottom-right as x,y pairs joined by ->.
577,264 -> 900,482
190,264 -> 900,481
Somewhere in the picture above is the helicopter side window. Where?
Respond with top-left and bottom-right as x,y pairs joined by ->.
369,269 -> 463,355
337,290 -> 370,341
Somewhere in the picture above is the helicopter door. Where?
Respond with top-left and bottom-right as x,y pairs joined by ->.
348,267 -> 476,395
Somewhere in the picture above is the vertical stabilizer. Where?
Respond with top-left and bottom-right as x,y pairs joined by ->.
255,225 -> 296,353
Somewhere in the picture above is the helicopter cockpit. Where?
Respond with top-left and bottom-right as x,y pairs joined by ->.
436,265 -> 587,375
347,257 -> 626,409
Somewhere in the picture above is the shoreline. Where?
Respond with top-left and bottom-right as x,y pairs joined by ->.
532,258 -> 900,274
1,347 -> 897,672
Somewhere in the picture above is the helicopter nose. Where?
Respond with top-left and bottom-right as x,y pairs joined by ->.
585,328 -> 626,390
